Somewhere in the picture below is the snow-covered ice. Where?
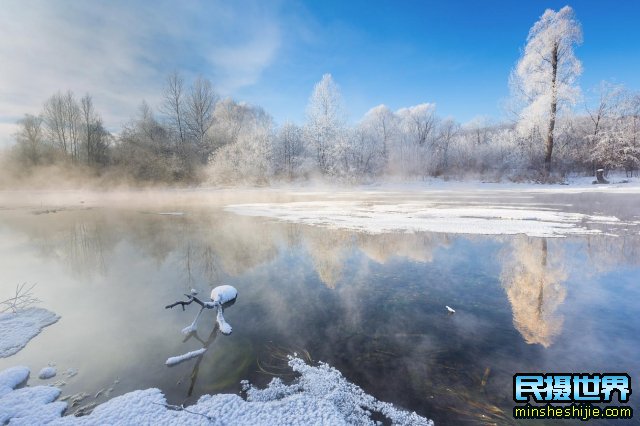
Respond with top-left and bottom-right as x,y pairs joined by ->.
0,357 -> 432,425
0,307 -> 60,357
38,366 -> 57,380
166,348 -> 207,366
225,201 -> 627,238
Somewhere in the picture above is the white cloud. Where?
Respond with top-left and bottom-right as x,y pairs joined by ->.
0,0 -> 282,146
209,27 -> 281,92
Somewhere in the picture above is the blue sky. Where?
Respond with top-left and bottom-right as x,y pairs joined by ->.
1,1 -> 639,145
249,0 -> 640,123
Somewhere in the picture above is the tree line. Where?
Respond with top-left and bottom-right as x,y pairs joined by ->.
5,6 -> 639,186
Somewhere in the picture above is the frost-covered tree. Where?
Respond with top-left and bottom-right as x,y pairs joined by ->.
161,71 -> 187,149
395,103 -> 437,176
185,76 -> 218,164
14,114 -> 46,166
80,94 -> 110,167
590,90 -> 640,174
209,98 -> 251,149
359,105 -> 397,174
273,122 -> 306,180
510,6 -> 582,175
114,102 -> 177,182
586,82 -> 624,140
433,117 -> 459,174
330,128 -> 379,180
305,74 -> 346,174
625,92 -> 640,176
207,102 -> 274,184
43,91 -> 82,161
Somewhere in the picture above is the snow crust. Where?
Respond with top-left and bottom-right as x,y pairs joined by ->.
38,366 -> 57,380
166,348 -> 207,366
0,357 -> 432,425
225,201 -> 623,238
0,307 -> 60,357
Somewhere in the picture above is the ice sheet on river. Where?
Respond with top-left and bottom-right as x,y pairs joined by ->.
0,308 -> 60,358
0,357 -> 432,425
225,201 -> 625,238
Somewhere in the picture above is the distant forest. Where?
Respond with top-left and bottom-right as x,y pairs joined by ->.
3,6 -> 639,187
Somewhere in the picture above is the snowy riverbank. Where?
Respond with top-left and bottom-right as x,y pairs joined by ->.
0,357 -> 432,425
0,307 -> 431,424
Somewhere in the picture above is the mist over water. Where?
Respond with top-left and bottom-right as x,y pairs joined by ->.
0,189 -> 638,425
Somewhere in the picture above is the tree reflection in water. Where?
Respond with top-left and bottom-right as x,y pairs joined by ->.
501,237 -> 567,348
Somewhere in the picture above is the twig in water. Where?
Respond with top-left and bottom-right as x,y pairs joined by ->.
0,283 -> 41,313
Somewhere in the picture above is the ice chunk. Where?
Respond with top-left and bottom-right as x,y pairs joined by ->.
38,367 -> 57,380
0,308 -> 59,357
225,201 -> 624,238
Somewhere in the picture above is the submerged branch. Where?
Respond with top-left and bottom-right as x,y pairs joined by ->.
150,401 -> 214,421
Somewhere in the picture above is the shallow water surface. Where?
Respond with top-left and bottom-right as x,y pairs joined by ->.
0,189 -> 638,425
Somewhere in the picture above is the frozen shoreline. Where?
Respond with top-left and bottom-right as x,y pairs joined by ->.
0,174 -> 638,210
0,308 -> 431,425
0,357 -> 432,425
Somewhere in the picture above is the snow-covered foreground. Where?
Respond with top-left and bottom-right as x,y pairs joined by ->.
0,308 -> 60,358
0,357 -> 432,425
226,201 -> 628,238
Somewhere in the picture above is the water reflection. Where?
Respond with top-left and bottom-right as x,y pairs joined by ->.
302,227 -> 350,289
501,238 -> 567,348
178,325 -> 219,398
356,233 -> 451,265
0,202 -> 638,425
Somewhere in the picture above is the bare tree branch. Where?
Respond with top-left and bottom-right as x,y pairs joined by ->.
164,294 -> 209,311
